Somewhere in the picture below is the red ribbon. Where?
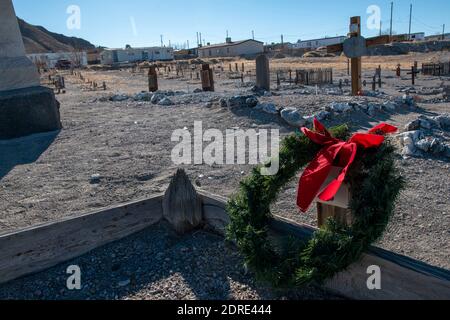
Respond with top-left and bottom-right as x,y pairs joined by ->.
297,119 -> 397,213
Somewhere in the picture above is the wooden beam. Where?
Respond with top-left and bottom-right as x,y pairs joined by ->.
350,17 -> 362,96
0,194 -> 164,285
199,192 -> 450,300
327,35 -> 391,54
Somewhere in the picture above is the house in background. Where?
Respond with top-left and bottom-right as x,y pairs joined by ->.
425,33 -> 450,41
197,38 -> 264,58
291,36 -> 347,50
100,46 -> 174,65
27,51 -> 88,69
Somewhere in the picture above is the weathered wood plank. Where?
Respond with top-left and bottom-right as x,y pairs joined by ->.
201,194 -> 450,300
0,194 -> 163,284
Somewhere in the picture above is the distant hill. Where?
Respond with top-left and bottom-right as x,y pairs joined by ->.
18,18 -> 96,54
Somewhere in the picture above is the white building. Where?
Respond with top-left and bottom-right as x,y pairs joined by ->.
197,39 -> 264,58
27,52 -> 88,68
100,47 -> 174,65
291,36 -> 347,50
425,33 -> 450,41
408,32 -> 425,41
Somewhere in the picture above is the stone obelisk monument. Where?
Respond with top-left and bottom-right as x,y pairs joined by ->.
0,0 -> 61,139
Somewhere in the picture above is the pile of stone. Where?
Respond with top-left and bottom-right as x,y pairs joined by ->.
218,92 -> 417,130
397,114 -> 450,159
219,95 -> 259,108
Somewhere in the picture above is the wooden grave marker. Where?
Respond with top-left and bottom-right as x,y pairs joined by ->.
201,64 -> 215,92
328,17 -> 391,95
148,65 -> 158,92
256,54 -> 270,91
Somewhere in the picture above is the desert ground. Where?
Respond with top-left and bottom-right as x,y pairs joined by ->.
0,52 -> 449,299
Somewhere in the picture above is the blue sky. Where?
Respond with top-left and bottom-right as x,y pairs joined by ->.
13,0 -> 449,48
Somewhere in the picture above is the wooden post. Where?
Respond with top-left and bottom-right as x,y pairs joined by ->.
148,65 -> 158,92
201,64 -> 214,92
411,66 -> 416,85
163,169 -> 203,234
316,167 -> 353,228
396,64 -> 401,77
256,54 -> 270,91
350,17 -> 362,96
276,71 -> 280,86
347,59 -> 350,76
372,76 -> 376,91
241,62 -> 245,73
103,81 -> 107,90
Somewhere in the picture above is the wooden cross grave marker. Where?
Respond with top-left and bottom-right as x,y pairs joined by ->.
327,16 -> 392,96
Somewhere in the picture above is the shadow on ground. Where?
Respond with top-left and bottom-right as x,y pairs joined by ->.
0,222 -> 340,300
0,131 -> 59,180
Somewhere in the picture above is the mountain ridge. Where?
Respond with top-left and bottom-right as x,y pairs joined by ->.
18,18 -> 97,54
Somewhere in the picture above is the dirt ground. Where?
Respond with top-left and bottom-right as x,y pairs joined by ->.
1,51 -> 449,276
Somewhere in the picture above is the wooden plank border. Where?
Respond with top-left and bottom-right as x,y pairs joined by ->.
1,187 -> 449,300
199,191 -> 450,300
0,194 -> 164,284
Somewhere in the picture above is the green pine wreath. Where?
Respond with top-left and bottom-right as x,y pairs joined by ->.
226,124 -> 404,287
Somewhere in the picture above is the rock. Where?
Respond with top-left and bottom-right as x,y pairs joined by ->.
382,101 -> 397,112
401,94 -> 415,106
110,94 -> 129,102
151,93 -> 164,104
245,96 -> 259,108
226,95 -> 255,108
255,103 -> 278,115
430,138 -> 445,154
315,111 -> 330,121
193,88 -> 203,93
219,98 -> 228,108
405,119 -> 421,131
444,146 -> 450,159
435,114 -> 450,130
281,108 -> 305,127
419,118 -> 433,130
415,139 -> 431,152
158,97 -> 173,106
402,137 -> 416,156
90,174 -> 101,184
133,92 -> 152,101
398,130 -> 424,143
330,102 -> 352,113
303,115 -> 315,125
202,102 -> 213,108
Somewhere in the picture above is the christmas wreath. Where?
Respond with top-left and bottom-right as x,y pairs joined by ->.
226,119 -> 404,286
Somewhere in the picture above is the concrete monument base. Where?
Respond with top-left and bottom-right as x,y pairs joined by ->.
0,86 -> 62,139
0,57 -> 41,92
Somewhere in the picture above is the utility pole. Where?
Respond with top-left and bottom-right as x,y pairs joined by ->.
160,35 -> 164,47
199,33 -> 202,47
196,32 -> 199,46
226,30 -> 229,38
390,2 -> 394,39
443,24 -> 446,40
252,30 -> 255,40
379,20 -> 382,36
281,34 -> 284,46
408,4 -> 412,40
187,40 -> 190,49
168,40 -> 171,48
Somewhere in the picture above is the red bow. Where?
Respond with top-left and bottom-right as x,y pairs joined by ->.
297,119 -> 397,213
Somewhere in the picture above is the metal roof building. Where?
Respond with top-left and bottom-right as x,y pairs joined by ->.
197,38 -> 264,58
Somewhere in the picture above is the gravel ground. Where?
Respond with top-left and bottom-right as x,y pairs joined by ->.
0,55 -> 449,299
0,222 -> 340,300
